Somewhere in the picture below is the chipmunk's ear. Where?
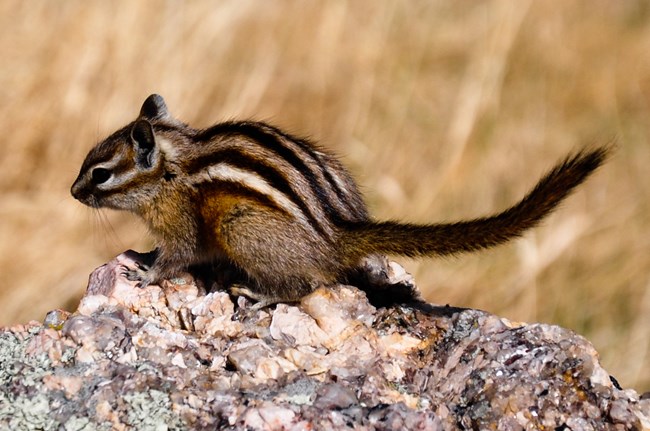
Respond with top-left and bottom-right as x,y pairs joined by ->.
139,94 -> 169,120
130,119 -> 158,168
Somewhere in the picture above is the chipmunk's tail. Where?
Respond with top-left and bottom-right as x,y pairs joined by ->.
341,146 -> 610,262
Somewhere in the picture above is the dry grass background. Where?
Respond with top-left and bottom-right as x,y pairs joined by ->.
0,1 -> 648,391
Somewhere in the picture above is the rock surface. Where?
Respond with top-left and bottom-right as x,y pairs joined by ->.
1,251 -> 649,430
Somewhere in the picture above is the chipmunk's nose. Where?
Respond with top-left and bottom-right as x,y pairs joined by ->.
71,175 -> 90,203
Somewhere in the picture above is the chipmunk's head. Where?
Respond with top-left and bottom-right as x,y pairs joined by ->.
71,94 -> 184,213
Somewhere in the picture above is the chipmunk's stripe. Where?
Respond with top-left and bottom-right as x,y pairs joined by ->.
197,179 -> 289,219
190,163 -> 315,231
312,154 -> 369,221
94,155 -> 146,196
186,148 -> 333,238
198,122 -> 351,225
273,127 -> 366,220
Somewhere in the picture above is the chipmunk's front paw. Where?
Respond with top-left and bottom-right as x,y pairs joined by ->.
121,262 -> 155,288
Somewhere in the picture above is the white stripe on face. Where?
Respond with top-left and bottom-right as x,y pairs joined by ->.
89,153 -> 136,191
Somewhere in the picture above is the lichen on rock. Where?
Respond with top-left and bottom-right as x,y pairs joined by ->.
1,251 -> 648,430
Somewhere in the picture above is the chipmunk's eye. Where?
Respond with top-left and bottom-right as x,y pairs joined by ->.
91,167 -> 111,185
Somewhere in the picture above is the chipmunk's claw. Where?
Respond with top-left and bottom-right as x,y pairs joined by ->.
121,262 -> 153,288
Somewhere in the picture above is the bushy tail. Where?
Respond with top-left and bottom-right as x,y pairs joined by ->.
342,146 -> 610,261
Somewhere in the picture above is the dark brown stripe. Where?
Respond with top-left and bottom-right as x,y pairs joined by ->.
271,126 -> 364,219
186,147 -> 332,239
95,157 -> 140,199
197,122 -> 349,225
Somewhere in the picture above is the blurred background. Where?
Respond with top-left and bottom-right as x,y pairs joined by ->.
0,1 -> 648,391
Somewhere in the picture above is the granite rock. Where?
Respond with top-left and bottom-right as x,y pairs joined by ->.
1,251 -> 648,430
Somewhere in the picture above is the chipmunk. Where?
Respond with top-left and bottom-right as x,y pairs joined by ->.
71,94 -> 609,305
